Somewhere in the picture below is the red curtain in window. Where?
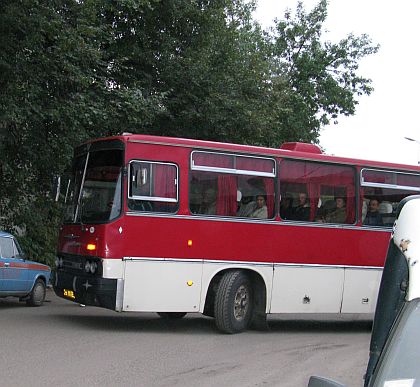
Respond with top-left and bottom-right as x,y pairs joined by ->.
263,178 -> 275,217
215,155 -> 236,216
217,176 -> 237,216
307,183 -> 321,221
153,164 -> 176,199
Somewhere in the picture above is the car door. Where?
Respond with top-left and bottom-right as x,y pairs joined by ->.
0,236 -> 29,293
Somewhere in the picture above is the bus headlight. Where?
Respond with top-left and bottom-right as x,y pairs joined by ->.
90,261 -> 97,274
84,260 -> 98,274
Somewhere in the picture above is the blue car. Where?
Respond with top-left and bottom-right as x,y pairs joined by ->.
0,231 -> 51,306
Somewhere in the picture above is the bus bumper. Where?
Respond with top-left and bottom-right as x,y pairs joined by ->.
53,271 -> 123,311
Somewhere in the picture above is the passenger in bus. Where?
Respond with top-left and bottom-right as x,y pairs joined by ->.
325,197 -> 346,223
199,187 -> 217,215
363,198 -> 383,226
291,192 -> 310,221
250,195 -> 268,219
315,199 -> 336,222
280,195 -> 294,219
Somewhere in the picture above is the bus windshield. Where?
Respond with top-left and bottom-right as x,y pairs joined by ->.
64,149 -> 124,224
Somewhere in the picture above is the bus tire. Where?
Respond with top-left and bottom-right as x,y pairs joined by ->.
215,270 -> 253,334
157,312 -> 187,319
26,279 -> 46,307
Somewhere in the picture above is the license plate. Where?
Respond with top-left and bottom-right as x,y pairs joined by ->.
63,289 -> 76,299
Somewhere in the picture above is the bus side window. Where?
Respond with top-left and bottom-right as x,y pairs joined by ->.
128,161 -> 178,214
279,160 -> 356,224
361,169 -> 420,228
189,152 -> 276,219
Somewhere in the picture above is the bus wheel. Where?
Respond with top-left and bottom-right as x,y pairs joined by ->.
26,279 -> 46,307
215,271 -> 253,334
157,312 -> 187,319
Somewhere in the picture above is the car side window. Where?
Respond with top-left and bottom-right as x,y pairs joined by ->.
0,237 -> 16,259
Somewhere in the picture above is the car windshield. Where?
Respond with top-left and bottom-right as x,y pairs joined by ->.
372,298 -> 420,386
64,149 -> 124,224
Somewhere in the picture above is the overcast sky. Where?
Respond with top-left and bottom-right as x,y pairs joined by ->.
254,0 -> 420,166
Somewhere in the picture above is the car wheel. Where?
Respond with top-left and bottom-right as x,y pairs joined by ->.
215,270 -> 253,334
26,279 -> 46,307
157,312 -> 187,319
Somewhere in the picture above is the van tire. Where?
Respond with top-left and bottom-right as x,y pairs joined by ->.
215,271 -> 253,333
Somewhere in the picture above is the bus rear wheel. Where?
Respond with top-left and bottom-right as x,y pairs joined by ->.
215,270 -> 253,334
157,312 -> 187,319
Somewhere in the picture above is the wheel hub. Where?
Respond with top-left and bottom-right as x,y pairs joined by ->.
233,285 -> 249,321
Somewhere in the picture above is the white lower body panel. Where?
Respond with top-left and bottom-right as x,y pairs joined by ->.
270,266 -> 344,313
270,264 -> 382,314
122,258 -> 203,312
119,257 -> 382,315
341,268 -> 382,313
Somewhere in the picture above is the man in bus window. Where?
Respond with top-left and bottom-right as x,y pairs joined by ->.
325,197 -> 346,223
291,192 -> 310,221
280,195 -> 294,219
363,198 -> 383,226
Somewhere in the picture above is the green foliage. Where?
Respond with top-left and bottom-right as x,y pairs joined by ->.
0,0 -> 378,264
271,0 -> 378,139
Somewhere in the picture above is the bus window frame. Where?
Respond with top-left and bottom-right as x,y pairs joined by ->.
128,160 -> 179,204
360,168 -> 420,229
189,150 -> 277,219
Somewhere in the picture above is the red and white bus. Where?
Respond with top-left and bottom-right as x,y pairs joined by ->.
53,134 -> 420,333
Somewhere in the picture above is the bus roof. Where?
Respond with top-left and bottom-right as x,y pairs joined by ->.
87,133 -> 420,172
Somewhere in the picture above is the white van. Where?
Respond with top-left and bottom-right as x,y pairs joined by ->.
309,194 -> 420,387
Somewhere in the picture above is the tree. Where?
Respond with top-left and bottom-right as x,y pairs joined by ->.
0,0 -> 163,263
267,0 -> 379,143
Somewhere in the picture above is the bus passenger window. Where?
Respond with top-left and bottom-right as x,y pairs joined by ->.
128,161 -> 178,213
189,151 -> 276,219
279,159 -> 356,224
361,169 -> 420,228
